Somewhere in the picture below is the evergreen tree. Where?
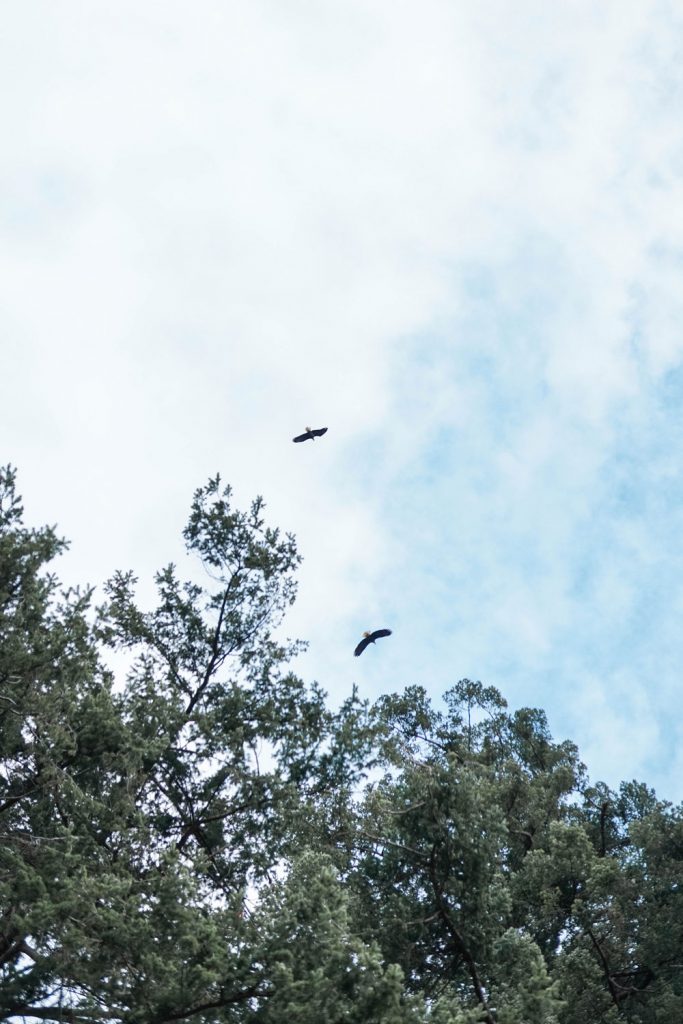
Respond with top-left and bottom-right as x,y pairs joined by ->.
2,466 -> 683,1022
345,681 -> 683,1023
0,469 -> 377,1022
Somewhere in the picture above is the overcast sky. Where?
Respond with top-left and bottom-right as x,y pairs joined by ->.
3,2 -> 683,800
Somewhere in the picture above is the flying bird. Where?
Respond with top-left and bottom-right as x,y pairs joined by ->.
292,426 -> 328,443
354,628 -> 392,657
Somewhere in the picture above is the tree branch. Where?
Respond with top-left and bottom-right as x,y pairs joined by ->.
186,575 -> 239,716
19,938 -> 46,963
360,831 -> 429,861
429,845 -> 496,1024
586,926 -> 620,1007
509,827 -> 534,852
159,981 -> 264,1021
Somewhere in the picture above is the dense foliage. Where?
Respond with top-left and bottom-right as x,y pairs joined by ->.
1,465 -> 681,1022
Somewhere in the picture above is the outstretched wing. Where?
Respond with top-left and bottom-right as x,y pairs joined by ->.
370,628 -> 392,642
354,635 -> 371,657
292,431 -> 312,443
311,427 -> 328,438
354,629 -> 392,656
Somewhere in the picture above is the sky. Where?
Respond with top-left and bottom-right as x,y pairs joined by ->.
2,1 -> 683,800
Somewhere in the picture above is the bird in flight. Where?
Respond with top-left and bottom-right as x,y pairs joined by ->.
354,628 -> 392,657
292,426 -> 328,443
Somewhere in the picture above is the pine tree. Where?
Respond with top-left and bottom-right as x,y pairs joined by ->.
0,470 -> 374,1021
3,467 -> 683,1022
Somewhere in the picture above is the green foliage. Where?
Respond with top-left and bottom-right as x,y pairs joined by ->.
0,469 -> 372,1021
253,852 -> 420,1023
2,465 -> 683,1023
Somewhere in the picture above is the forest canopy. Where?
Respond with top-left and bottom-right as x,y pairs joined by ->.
1,464 -> 681,1023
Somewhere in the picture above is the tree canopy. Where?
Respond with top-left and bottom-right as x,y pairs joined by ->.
1,465 -> 681,1023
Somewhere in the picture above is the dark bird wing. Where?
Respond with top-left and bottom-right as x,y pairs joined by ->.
354,635 -> 372,657
311,427 -> 328,437
370,628 -> 392,642
292,431 -> 313,443
354,628 -> 392,656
